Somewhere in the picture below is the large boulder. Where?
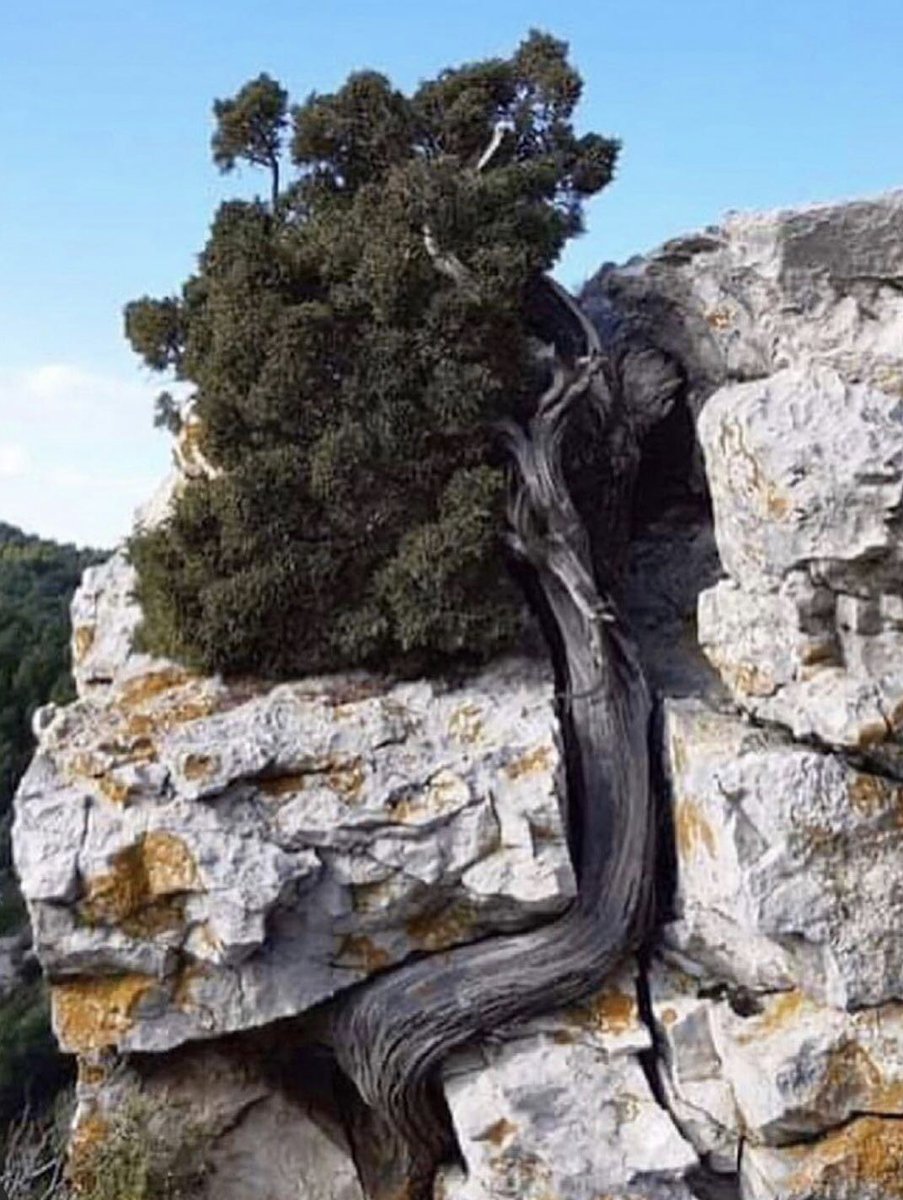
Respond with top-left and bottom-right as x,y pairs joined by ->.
15,554 -> 574,1055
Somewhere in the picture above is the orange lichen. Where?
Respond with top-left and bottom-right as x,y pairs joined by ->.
478,1118 -> 518,1146
813,1024 -> 903,1115
386,770 -> 469,823
327,757 -> 367,800
719,419 -> 792,524
448,703 -> 485,745
257,772 -> 307,797
97,774 -> 135,806
798,637 -> 839,669
703,643 -> 778,699
80,832 -> 199,935
337,934 -> 392,972
660,1007 -> 679,1027
53,975 -> 157,1052
735,989 -> 808,1044
675,799 -> 716,859
849,773 -> 903,821
505,744 -> 554,780
706,307 -> 733,330
72,624 -> 96,664
76,1058 -> 113,1089
117,668 -> 196,710
789,1117 -> 903,1196
182,753 -> 219,782
566,988 -> 638,1036
405,903 -> 477,952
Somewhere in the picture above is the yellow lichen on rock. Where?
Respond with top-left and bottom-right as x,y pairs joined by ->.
117,668 -> 196,710
505,744 -> 555,780
53,975 -> 158,1052
477,1117 -> 519,1146
675,799 -> 716,858
448,703 -> 485,745
326,756 -> 366,801
789,1116 -> 903,1197
565,987 -> 639,1037
80,832 -> 200,936
182,752 -> 220,781
72,624 -> 96,664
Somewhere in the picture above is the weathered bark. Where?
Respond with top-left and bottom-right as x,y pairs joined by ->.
329,269 -> 658,1198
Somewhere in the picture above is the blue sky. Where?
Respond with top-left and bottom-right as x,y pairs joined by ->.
2,0 -> 901,546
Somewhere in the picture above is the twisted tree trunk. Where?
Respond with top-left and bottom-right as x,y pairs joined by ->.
329,268 -> 658,1198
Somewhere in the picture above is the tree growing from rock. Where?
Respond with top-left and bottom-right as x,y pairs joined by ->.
124,30 -> 620,680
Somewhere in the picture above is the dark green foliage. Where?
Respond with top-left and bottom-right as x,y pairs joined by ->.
212,72 -> 289,207
127,31 -> 619,680
0,980 -> 73,1130
0,523 -> 104,814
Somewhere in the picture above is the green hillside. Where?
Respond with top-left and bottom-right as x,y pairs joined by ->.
0,522 -> 105,819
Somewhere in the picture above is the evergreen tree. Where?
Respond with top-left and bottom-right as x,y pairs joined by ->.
126,31 -> 619,679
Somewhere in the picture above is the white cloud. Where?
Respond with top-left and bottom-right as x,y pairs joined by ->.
0,363 -> 190,546
0,442 -> 29,477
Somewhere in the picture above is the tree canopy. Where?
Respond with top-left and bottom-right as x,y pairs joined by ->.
125,31 -> 620,679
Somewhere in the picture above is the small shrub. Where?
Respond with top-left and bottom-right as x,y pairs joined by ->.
76,1100 -> 207,1200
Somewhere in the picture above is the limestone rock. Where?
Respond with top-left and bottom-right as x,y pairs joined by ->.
15,563 -> 573,1055
663,698 -> 903,1007
68,1042 -> 364,1200
15,191 -> 903,1200
697,366 -> 903,752
714,989 -> 903,1145
741,1121 -> 903,1200
69,551 -> 150,698
647,962 -> 741,1175
438,966 -> 698,1200
588,192 -> 903,759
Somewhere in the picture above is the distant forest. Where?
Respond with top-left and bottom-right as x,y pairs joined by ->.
0,523 -> 104,1138
0,521 -> 105,857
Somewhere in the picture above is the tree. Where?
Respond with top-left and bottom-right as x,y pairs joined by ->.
125,30 -> 620,681
123,35 -> 661,1200
211,72 -> 289,208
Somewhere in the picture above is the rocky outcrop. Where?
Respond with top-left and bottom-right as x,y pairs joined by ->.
13,190 -> 903,1198
587,190 -> 903,1199
19,552 -> 573,1056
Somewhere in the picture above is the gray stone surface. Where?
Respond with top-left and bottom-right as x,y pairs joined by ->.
662,698 -> 903,1008
17,562 -> 573,1055
589,191 -> 903,761
438,966 -> 698,1200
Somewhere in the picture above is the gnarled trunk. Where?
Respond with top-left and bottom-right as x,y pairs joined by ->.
329,273 -> 658,1198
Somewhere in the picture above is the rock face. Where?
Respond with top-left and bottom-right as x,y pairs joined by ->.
17,552 -> 573,1056
13,190 -> 903,1198
588,190 -> 903,1200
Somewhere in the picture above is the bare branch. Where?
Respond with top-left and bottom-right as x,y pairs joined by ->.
421,225 -> 479,295
475,120 -> 510,173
